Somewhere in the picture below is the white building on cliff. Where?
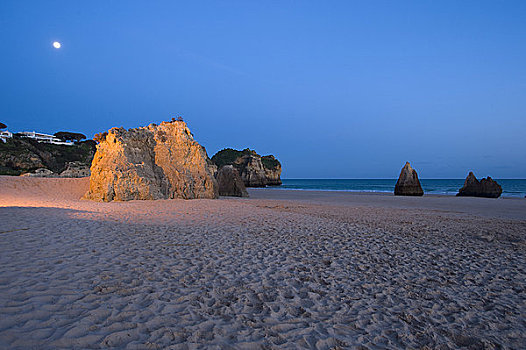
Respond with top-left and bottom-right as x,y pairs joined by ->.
0,130 -> 13,143
17,131 -> 74,146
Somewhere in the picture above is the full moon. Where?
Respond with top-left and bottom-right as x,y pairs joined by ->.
53,41 -> 61,49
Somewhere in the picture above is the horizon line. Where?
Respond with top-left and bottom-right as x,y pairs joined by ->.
281,178 -> 526,180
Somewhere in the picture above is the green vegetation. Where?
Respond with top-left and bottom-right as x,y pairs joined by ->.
211,148 -> 280,170
54,131 -> 87,142
211,148 -> 255,169
0,137 -> 96,175
261,155 -> 281,170
0,166 -> 22,176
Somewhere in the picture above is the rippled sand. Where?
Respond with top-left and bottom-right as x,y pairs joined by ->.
0,176 -> 525,349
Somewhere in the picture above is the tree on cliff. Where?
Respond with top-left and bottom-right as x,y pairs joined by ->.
54,131 -> 87,143
93,132 -> 108,143
0,123 -> 6,129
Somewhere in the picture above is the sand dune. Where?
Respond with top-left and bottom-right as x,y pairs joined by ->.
0,176 -> 525,349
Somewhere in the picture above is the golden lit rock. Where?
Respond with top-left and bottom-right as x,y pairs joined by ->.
84,120 -> 218,201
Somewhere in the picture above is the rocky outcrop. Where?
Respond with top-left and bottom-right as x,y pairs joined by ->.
217,165 -> 248,197
20,161 -> 91,178
59,161 -> 90,178
207,161 -> 218,178
211,148 -> 282,187
394,162 -> 424,196
456,172 -> 502,198
2,153 -> 45,174
237,152 -> 268,187
84,121 -> 218,202
262,155 -> 282,186
0,137 -> 95,176
21,168 -> 55,177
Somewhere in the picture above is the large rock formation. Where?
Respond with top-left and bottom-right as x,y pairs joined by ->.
394,162 -> 424,196
216,165 -> 249,197
84,120 -> 218,201
211,148 -> 282,187
456,172 -> 502,198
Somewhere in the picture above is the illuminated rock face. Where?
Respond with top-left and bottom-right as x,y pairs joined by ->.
236,153 -> 268,187
84,121 -> 218,201
394,162 -> 424,196
457,172 -> 502,198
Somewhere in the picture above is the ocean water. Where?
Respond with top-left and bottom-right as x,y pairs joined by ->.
277,179 -> 526,198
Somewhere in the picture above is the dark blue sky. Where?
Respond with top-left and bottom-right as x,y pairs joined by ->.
1,1 -> 525,178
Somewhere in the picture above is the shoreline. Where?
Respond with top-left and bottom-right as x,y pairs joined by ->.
276,178 -> 526,198
248,187 -> 526,220
258,186 -> 526,199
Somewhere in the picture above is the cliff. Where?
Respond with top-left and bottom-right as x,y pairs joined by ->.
261,155 -> 282,186
211,148 -> 282,187
0,137 -> 96,176
84,120 -> 218,201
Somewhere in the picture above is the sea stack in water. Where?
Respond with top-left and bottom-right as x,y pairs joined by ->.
217,165 -> 249,197
84,120 -> 218,201
211,148 -> 282,187
456,172 -> 502,198
394,162 -> 424,196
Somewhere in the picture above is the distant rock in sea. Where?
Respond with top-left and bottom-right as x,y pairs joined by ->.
217,165 -> 249,197
394,162 -> 424,196
211,148 -> 282,187
456,172 -> 502,198
84,120 -> 218,201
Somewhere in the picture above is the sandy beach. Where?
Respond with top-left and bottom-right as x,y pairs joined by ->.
0,176 -> 525,349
